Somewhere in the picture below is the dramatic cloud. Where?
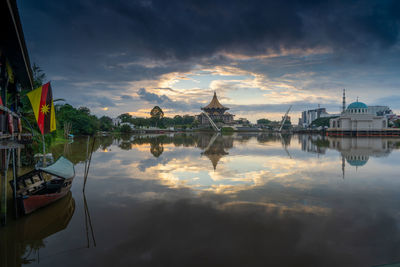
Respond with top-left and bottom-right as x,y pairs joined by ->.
18,0 -> 400,120
22,0 -> 400,59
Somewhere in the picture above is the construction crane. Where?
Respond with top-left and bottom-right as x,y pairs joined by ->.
278,105 -> 292,132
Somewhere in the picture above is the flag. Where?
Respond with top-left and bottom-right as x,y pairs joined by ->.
6,60 -> 14,84
27,82 -> 56,135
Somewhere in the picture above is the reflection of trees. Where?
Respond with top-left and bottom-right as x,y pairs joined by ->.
117,134 -> 198,154
257,133 -> 292,145
150,142 -> 164,157
100,136 -> 113,150
113,133 -> 237,163
0,192 -> 75,267
119,142 -> 132,150
48,136 -> 109,164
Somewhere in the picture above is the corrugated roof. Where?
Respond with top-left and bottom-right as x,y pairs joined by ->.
0,0 -> 34,89
202,92 -> 229,110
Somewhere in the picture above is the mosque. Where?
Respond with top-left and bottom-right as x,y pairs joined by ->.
329,101 -> 387,131
327,90 -> 400,136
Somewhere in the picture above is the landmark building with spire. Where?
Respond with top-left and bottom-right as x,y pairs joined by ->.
197,92 -> 235,125
328,100 -> 389,134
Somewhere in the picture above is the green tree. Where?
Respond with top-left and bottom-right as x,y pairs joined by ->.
99,116 -> 114,131
311,117 -> 338,128
150,106 -> 164,119
150,106 -> 164,127
173,115 -> 183,125
132,117 -> 150,127
78,106 -> 91,115
257,118 -> 271,125
182,115 -> 194,125
118,113 -> 133,123
57,104 -> 99,135
120,124 -> 132,133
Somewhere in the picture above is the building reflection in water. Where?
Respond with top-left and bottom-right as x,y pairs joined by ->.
115,133 -> 236,170
299,134 -> 398,178
0,192 -> 75,267
298,134 -> 329,155
329,137 -> 394,178
114,133 -> 399,173
200,133 -> 232,170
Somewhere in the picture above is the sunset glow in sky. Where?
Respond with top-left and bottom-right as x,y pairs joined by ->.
18,0 -> 400,122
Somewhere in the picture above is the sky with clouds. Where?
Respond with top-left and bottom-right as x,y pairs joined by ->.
18,0 -> 400,122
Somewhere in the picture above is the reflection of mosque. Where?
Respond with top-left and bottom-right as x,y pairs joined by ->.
331,137 -> 394,178
0,192 -> 75,266
329,137 -> 392,167
299,135 -> 397,177
199,134 -> 234,170
300,135 -> 394,162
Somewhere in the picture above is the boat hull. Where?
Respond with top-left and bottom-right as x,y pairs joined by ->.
20,178 -> 73,215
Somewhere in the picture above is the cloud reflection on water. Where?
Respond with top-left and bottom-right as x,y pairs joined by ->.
4,133 -> 400,266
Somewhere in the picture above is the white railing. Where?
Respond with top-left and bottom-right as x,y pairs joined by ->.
202,112 -> 221,132
203,132 -> 220,152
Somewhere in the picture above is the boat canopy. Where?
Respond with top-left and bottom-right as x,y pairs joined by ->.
39,156 -> 75,179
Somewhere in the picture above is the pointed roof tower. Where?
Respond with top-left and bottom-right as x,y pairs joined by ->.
201,92 -> 229,111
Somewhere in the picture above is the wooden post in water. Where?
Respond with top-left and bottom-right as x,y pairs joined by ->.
1,149 -> 11,226
12,148 -> 17,218
83,137 -> 96,192
1,149 -> 6,226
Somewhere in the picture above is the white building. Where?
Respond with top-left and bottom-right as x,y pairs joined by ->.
329,101 -> 387,132
300,108 -> 338,128
112,118 -> 121,127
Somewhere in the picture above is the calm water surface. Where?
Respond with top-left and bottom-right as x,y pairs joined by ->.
2,133 -> 400,266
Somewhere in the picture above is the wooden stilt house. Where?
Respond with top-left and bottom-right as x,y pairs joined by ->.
0,0 -> 34,225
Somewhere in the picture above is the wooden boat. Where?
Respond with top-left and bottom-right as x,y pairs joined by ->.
10,156 -> 75,215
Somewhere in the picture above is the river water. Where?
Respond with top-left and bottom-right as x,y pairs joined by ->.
2,133 -> 400,266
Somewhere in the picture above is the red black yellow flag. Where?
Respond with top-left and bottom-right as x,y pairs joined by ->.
27,82 -> 56,135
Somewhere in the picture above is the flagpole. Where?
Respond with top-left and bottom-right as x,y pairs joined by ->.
42,134 -> 46,167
